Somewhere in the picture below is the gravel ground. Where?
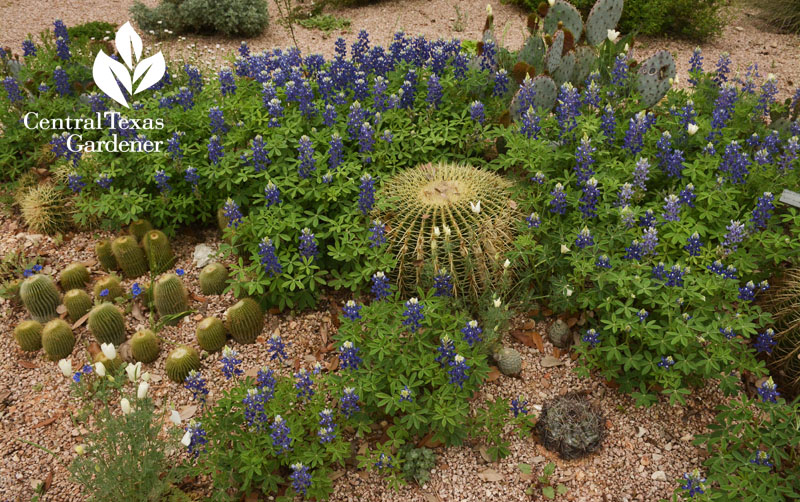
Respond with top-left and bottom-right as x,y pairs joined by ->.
0,208 -> 727,501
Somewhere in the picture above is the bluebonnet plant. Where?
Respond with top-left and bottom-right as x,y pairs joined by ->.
340,387 -> 360,417
470,101 -> 485,125
342,300 -> 363,321
258,238 -> 282,277
294,369 -> 314,400
207,135 -> 224,165
371,271 -> 391,301
297,135 -> 316,179
184,420 -> 207,458
461,320 -> 482,347
433,270 -> 453,297
268,333 -> 288,361
358,174 -> 376,214
339,340 -> 362,370
223,199 -> 242,228
270,415 -> 293,454
448,354 -> 470,388
510,396 -> 528,418
583,328 -> 602,348
298,228 -> 319,260
184,370 -> 209,404
549,183 -> 568,215
756,377 -> 780,403
219,346 -> 243,380
401,297 -> 424,333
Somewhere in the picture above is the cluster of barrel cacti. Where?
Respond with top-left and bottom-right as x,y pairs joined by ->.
94,219 -> 175,278
476,0 -> 675,113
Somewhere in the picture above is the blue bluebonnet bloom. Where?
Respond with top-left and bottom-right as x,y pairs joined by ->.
375,454 -> 394,469
339,340 -> 362,370
322,103 -> 337,128
778,136 -> 799,173
575,227 -> 594,249
738,280 -> 760,301
678,183 -> 696,207
154,170 -> 171,193
684,233 -> 703,256
264,182 -> 281,207
461,320 -> 483,347
531,172 -> 546,184
718,141 -> 751,184
381,129 -> 394,143
719,327 -> 736,339
223,199 -> 242,228
601,105 -> 616,145
756,75 -> 778,116
298,228 -> 319,260
448,354 -> 470,388
3,77 -> 23,103
347,101 -> 367,139
96,174 -> 113,189
402,297 -> 424,332
257,367 -> 276,398
707,83 -> 738,143
665,265 -> 688,287
433,270 -> 453,297
55,37 -> 70,61
632,157 -> 650,191
184,420 -> 207,458
470,101 -> 485,125
573,136 -> 596,186
317,410 -> 337,444
183,167 -> 199,187
371,271 -> 391,301
219,346 -> 243,380
340,387 -> 360,417
652,262 -> 667,280
268,333 -> 288,361
510,396 -> 529,418
435,335 -> 456,368
242,388 -> 269,429
641,226 -> 659,255
556,83 -> 581,137
662,195 -> 682,222
657,356 -> 675,369
294,368 -> 315,400
249,135 -> 270,172
757,377 -> 780,403
185,64 -> 203,92
624,240 -> 644,261
399,385 -> 414,403
342,300 -> 362,321
328,133 -> 344,171
427,73 -> 443,108
37,83 -> 49,94
583,329 -> 601,347
53,19 -> 69,41
623,111 -> 650,156
549,183 -> 568,215
713,52 -> 731,85
184,370 -> 209,404
175,87 -> 194,111
754,328 -> 776,354
297,135 -> 316,179
616,183 -> 634,207
578,178 -> 600,219
723,220 -> 746,251
218,69 -> 236,97
22,39 -> 36,57
68,173 -> 86,193
258,238 -> 282,277
521,106 -> 541,139
707,260 -> 738,280
583,79 -> 601,107
238,41 -> 250,57
681,470 -> 706,498
358,174 -> 376,214
751,450 -> 773,468
611,54 -> 629,87
526,212 -> 541,228
368,219 -> 386,248
750,192 -> 775,230
637,309 -> 649,322
493,69 -> 509,96
207,135 -> 224,165
595,255 -> 612,269
688,48 -> 703,86
53,67 -> 70,96
480,40 -> 497,71
359,122 -> 376,162
270,415 -> 293,454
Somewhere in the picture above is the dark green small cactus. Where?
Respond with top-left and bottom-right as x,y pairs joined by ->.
129,219 -> 153,242
41,319 -> 75,360
131,329 -> 161,363
142,230 -> 175,274
399,444 -> 437,485
87,302 -> 127,345
93,275 -> 124,301
199,262 -> 228,295
14,320 -> 43,352
60,263 -> 90,291
19,274 -> 60,323
64,289 -> 92,322
95,239 -> 118,271
154,273 -> 190,326
111,235 -> 148,278
196,317 -> 226,352
493,347 -> 522,376
225,298 -> 264,344
165,345 -> 201,383
536,393 -> 604,459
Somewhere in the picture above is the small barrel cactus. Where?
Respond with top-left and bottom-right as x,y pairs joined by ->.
224,298 -> 264,344
547,319 -> 572,348
536,393 -> 604,459
128,219 -> 153,242
196,317 -> 227,352
59,263 -> 90,291
19,274 -> 60,323
41,319 -> 75,360
111,235 -> 148,278
165,345 -> 201,383
131,329 -> 161,363
493,347 -> 522,376
142,230 -> 175,274
87,302 -> 127,346
14,320 -> 43,352
199,262 -> 228,295
19,183 -> 69,235
154,273 -> 190,326
93,275 -> 124,301
377,162 -> 519,301
64,289 -> 92,322
95,239 -> 118,271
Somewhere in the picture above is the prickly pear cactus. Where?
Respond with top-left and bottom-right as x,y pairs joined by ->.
518,36 -> 546,72
636,50 -> 676,108
225,298 -> 264,344
573,47 -> 597,84
585,0 -> 624,46
14,320 -> 43,352
87,302 -> 127,346
165,345 -> 201,383
196,316 -> 227,352
129,219 -> 153,242
64,289 -> 92,322
131,329 -> 161,363
494,347 -> 522,376
377,162 -> 519,301
95,239 -> 118,271
154,273 -> 190,326
42,319 -> 75,360
543,0 -> 583,39
511,76 -> 558,120
552,51 -> 576,86
111,236 -> 148,279
142,230 -> 175,274
93,275 -> 124,300
199,263 -> 228,296
536,393 -> 604,459
60,263 -> 90,291
546,30 -> 565,74
19,274 -> 60,323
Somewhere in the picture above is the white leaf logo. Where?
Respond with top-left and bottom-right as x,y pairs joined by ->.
92,22 -> 165,107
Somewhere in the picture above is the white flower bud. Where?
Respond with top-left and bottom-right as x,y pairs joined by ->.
503,259 -> 511,269
94,362 -> 106,377
100,343 -> 116,360
687,123 -> 699,136
137,381 -> 150,399
58,359 -> 72,377
493,298 -> 502,308
120,398 -> 132,415
560,244 -> 570,254
126,361 -> 142,382
607,30 -> 620,43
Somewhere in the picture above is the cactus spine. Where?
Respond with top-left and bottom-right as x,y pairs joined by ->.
142,230 -> 175,274
64,289 -> 92,322
199,262 -> 228,295
129,219 -> 153,242
19,274 -> 60,323
87,302 -> 127,345
41,319 -> 75,360
225,298 -> 264,344
154,273 -> 190,326
131,329 -> 161,363
111,235 -> 148,278
14,320 -> 43,352
95,239 -> 118,271
93,275 -> 124,300
60,263 -> 90,291
165,345 -> 201,383
196,317 -> 226,352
